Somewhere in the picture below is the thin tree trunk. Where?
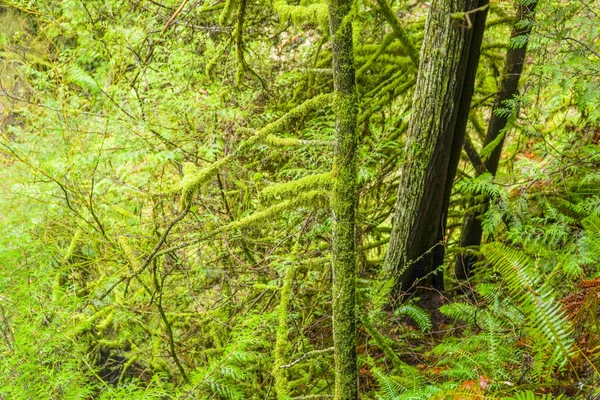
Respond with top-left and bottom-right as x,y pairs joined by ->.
383,0 -> 486,295
455,1 -> 538,281
328,0 -> 358,397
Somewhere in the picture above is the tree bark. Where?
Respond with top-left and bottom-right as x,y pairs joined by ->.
455,1 -> 538,281
328,0 -> 358,397
383,0 -> 488,295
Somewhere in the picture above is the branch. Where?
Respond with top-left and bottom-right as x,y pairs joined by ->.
463,134 -> 487,175
279,347 -> 334,369
373,0 -> 420,67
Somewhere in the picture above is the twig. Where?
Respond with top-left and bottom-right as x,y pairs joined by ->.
279,347 -> 334,369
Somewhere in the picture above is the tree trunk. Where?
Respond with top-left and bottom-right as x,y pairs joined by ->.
383,0 -> 487,295
455,1 -> 538,281
328,0 -> 358,397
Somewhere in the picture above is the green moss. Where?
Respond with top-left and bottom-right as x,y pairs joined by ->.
218,0 -> 236,26
261,172 -> 331,202
374,0 -> 420,67
117,235 -> 142,270
216,190 -> 330,235
263,134 -> 332,147
272,261 -> 295,399
63,227 -> 82,263
361,314 -> 418,374
356,33 -> 394,77
274,0 -> 329,28
329,0 -> 359,396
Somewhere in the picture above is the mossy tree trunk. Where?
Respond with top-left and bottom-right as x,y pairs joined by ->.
328,0 -> 358,398
383,0 -> 488,295
455,1 -> 538,280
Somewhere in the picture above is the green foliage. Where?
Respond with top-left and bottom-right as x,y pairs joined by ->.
1,0 -> 599,398
508,390 -> 562,400
394,303 -> 432,333
482,243 -> 574,374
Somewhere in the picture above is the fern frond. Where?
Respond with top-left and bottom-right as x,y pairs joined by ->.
395,304 -> 432,333
507,390 -> 562,400
481,243 -> 574,371
580,214 -> 600,264
67,64 -> 100,94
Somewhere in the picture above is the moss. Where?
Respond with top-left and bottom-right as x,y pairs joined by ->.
234,0 -> 247,86
374,0 -> 420,67
382,0 -> 485,292
356,33 -> 394,77
117,235 -> 142,270
73,307 -> 113,336
218,0 -> 236,26
359,76 -> 415,125
361,314 -> 419,374
216,190 -> 329,235
63,227 -> 82,263
274,0 -> 329,29
263,134 -> 332,147
205,38 -> 232,78
96,311 -> 115,331
172,91 -> 329,207
272,261 -> 295,399
329,0 -> 359,396
261,172 -> 331,202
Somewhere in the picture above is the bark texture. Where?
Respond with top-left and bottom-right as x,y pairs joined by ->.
455,1 -> 537,280
383,0 -> 487,294
328,0 -> 358,397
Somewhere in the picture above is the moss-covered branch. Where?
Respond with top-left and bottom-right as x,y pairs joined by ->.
373,0 -> 420,67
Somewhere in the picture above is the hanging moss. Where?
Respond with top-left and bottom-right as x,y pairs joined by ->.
274,0 -> 329,29
356,33 -> 394,77
374,0 -> 420,67
216,190 -> 329,235
261,172 -> 332,202
272,260 -> 295,399
63,227 -> 82,263
218,0 -> 236,26
117,235 -> 141,270
263,134 -> 332,148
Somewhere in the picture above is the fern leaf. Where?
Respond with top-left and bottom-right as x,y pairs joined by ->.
481,243 -> 574,371
395,304 -> 432,333
580,214 -> 600,263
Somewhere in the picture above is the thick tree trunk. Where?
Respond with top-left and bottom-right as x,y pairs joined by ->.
383,0 -> 487,295
455,1 -> 538,281
328,0 -> 358,398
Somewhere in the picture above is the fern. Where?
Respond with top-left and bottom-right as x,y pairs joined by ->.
372,367 -> 438,400
579,214 -> 600,265
481,243 -> 574,373
507,390 -> 562,400
394,304 -> 432,333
